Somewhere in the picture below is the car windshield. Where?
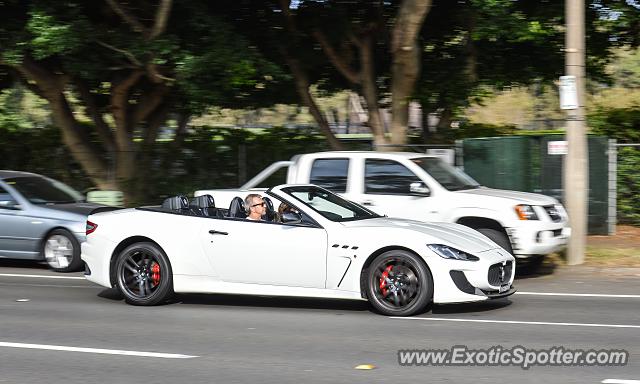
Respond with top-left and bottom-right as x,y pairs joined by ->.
5,176 -> 84,204
283,186 -> 382,222
411,157 -> 480,191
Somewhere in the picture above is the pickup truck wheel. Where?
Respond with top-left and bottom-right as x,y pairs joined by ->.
477,228 -> 513,255
43,229 -> 83,272
115,242 -> 174,306
365,250 -> 433,316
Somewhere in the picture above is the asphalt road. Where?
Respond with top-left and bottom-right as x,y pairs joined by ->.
0,260 -> 638,384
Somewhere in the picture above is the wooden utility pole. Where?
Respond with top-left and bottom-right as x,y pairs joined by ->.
564,0 -> 588,265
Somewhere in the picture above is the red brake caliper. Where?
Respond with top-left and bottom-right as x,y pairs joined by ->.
151,262 -> 161,287
379,265 -> 393,295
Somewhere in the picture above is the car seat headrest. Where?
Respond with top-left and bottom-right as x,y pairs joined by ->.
228,196 -> 247,218
161,195 -> 189,210
190,194 -> 215,209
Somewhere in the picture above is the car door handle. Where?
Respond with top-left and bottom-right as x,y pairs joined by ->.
208,230 -> 228,235
360,200 -> 375,206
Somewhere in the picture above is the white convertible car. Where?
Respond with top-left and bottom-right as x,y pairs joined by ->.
81,185 -> 515,316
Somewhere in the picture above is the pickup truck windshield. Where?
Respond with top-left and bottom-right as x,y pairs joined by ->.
411,157 -> 480,191
5,176 -> 84,204
283,186 -> 382,222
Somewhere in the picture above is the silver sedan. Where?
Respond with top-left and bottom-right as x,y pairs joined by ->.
0,170 -> 105,272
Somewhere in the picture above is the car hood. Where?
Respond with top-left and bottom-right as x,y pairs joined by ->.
41,203 -> 108,216
455,187 -> 557,205
341,217 -> 499,253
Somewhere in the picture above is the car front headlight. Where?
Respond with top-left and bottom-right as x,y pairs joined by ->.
428,244 -> 479,261
514,204 -> 539,220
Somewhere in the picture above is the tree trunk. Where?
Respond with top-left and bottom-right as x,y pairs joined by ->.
278,0 -> 343,150
359,35 -> 388,150
17,60 -> 115,190
49,93 -> 117,190
390,0 -> 432,149
283,52 -> 344,151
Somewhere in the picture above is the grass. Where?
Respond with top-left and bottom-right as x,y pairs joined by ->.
584,246 -> 640,267
543,247 -> 640,268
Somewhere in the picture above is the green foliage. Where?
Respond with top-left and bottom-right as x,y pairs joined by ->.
610,48 -> 640,88
26,9 -> 86,59
0,87 -> 49,130
412,122 -> 517,144
453,123 -> 518,140
0,1 -> 294,115
589,107 -> 640,143
0,125 -> 93,190
0,122 -> 369,205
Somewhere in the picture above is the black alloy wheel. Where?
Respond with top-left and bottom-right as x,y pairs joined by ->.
365,250 -> 433,316
115,242 -> 173,306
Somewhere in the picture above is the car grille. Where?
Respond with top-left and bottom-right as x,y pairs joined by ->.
488,261 -> 513,286
543,205 -> 562,222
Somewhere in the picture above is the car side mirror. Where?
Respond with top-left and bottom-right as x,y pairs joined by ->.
0,200 -> 21,210
282,211 -> 302,224
409,182 -> 431,197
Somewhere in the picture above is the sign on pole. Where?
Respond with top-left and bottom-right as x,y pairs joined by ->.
559,75 -> 578,110
548,140 -> 568,155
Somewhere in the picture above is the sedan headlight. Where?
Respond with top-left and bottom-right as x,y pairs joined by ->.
514,204 -> 539,220
428,244 -> 479,261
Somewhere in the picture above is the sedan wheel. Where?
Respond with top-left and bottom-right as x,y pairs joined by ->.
43,229 -> 83,272
365,250 -> 433,316
115,242 -> 173,306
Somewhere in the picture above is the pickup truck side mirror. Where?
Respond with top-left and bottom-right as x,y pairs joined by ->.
409,182 -> 431,197
281,211 -> 302,224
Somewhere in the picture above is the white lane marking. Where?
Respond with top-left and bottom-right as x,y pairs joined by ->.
602,380 -> 640,384
0,273 -> 84,280
0,342 -> 198,359
0,283 -> 96,288
517,291 -> 640,299
390,317 -> 640,329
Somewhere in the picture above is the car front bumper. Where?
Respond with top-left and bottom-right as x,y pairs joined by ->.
429,247 -> 516,304
507,223 -> 571,258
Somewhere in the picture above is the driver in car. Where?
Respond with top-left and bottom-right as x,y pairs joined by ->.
244,194 -> 266,221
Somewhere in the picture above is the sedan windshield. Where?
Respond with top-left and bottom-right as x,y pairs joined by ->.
5,176 -> 84,204
283,186 -> 382,222
411,157 -> 480,191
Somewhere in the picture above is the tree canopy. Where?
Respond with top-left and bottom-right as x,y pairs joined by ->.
1,0 -> 638,201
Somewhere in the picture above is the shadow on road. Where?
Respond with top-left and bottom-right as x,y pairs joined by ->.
0,259 -> 48,270
175,293 -> 372,313
97,287 -> 515,316
432,298 -> 513,314
514,258 -> 557,280
97,287 -> 124,301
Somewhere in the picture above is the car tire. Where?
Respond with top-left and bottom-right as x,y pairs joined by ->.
476,228 -> 514,255
43,229 -> 84,272
364,250 -> 433,317
115,242 -> 174,306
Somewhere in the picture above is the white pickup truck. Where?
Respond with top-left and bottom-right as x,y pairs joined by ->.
196,151 -> 570,262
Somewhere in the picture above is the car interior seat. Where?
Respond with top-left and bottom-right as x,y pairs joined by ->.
161,195 -> 190,214
189,194 -> 221,217
227,196 -> 247,218
262,196 -> 276,222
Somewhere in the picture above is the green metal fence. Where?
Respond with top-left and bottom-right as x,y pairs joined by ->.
461,135 -> 611,235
